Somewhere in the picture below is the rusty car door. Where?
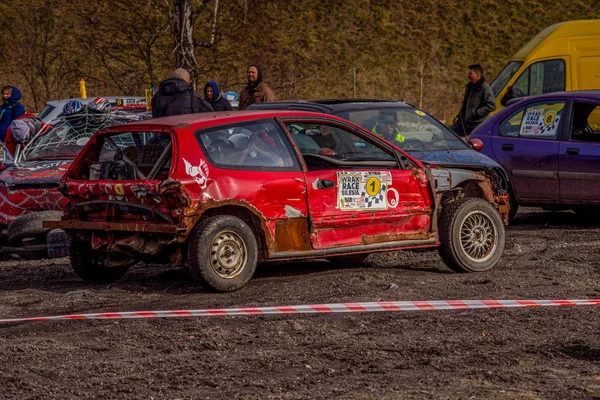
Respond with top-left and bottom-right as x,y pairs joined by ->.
282,120 -> 433,250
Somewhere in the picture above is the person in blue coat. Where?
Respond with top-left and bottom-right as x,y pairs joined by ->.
203,81 -> 233,111
0,86 -> 25,142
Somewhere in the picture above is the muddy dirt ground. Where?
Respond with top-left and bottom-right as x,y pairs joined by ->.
1,208 -> 599,399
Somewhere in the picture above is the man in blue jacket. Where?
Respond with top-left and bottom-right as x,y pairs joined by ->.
0,86 -> 26,142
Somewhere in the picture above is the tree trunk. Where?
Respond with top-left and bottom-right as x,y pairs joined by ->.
173,0 -> 199,85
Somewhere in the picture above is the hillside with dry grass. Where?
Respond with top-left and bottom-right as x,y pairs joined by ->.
0,0 -> 597,119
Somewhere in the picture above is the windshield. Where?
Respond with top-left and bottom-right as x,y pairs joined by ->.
24,116 -> 125,161
490,61 -> 523,97
37,105 -> 56,121
335,107 -> 469,152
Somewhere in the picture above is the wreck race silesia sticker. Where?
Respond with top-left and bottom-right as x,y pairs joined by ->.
337,171 -> 392,210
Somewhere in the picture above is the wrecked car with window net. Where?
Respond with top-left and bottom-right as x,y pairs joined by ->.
0,99 -> 149,258
47,110 -> 510,292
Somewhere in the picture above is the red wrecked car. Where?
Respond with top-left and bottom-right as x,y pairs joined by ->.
48,110 -> 510,291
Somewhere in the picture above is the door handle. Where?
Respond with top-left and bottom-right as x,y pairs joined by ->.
501,144 -> 514,151
317,179 -> 335,189
565,148 -> 579,155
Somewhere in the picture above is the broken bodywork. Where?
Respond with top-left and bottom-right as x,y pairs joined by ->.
48,110 -> 507,291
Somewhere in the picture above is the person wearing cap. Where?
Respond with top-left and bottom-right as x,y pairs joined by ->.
371,112 -> 405,144
238,64 -> 275,110
203,81 -> 233,111
151,68 -> 213,118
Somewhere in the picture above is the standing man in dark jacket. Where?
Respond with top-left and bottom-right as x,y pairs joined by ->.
203,81 -> 233,111
151,68 -> 213,118
450,64 -> 496,138
0,86 -> 26,142
238,64 -> 275,110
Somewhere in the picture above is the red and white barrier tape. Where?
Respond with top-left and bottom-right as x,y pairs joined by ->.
1,299 -> 599,324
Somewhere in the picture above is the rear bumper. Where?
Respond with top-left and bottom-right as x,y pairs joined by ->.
44,220 -> 184,234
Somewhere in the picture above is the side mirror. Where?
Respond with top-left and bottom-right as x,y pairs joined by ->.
501,85 -> 517,107
469,138 -> 484,151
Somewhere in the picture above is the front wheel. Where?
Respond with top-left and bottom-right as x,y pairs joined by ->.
188,215 -> 258,292
438,198 -> 505,273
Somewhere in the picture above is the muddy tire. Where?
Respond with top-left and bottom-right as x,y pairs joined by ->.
0,244 -> 48,261
188,215 -> 258,292
47,229 -> 70,259
438,198 -> 505,273
327,254 -> 369,266
69,235 -> 129,284
7,211 -> 63,246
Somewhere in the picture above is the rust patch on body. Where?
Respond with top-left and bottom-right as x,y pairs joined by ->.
274,218 -> 312,252
182,198 -> 274,252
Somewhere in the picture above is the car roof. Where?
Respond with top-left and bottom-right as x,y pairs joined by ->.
105,110 -> 353,131
247,99 -> 414,114
46,96 -> 146,106
507,90 -> 600,106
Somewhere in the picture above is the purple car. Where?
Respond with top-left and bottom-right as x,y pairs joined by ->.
471,90 -> 600,219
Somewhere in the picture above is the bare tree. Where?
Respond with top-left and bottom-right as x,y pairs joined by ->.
172,0 -> 210,85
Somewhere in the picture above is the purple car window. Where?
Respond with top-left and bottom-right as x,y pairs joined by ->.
500,101 -> 565,140
570,102 -> 600,143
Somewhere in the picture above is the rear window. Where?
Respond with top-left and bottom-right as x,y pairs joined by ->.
71,131 -> 173,181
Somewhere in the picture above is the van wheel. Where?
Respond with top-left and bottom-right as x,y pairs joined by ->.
188,216 -> 258,292
69,235 -> 129,284
438,198 -> 505,273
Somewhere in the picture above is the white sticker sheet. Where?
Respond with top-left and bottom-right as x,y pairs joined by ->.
519,104 -> 563,138
337,171 -> 392,210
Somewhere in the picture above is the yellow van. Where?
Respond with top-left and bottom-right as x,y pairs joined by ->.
491,19 -> 600,112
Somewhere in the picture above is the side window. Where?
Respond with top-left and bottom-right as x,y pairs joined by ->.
570,102 -> 600,143
195,120 -> 300,171
284,122 -> 395,170
500,102 -> 565,139
512,59 -> 565,98
499,107 -> 524,137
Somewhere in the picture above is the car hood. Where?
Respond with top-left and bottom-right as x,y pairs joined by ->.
0,159 -> 72,189
411,149 -> 500,168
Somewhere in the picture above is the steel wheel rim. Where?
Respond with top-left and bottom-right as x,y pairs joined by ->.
210,230 -> 248,279
459,210 -> 497,263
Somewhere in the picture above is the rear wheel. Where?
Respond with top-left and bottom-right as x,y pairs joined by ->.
188,216 -> 258,292
438,198 -> 505,273
69,234 -> 129,283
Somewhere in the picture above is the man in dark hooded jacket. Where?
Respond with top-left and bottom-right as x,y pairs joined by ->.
0,86 -> 26,142
151,68 -> 213,118
203,81 -> 233,111
238,64 -> 275,110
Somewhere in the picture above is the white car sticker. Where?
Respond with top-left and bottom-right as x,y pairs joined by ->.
337,171 -> 392,210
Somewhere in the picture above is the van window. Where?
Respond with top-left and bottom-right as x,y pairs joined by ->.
513,59 -> 565,98
490,61 -> 523,97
